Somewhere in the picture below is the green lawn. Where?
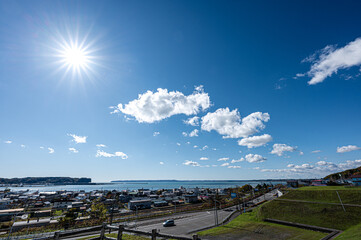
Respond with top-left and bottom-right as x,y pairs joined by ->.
198,207 -> 327,240
297,186 -> 361,191
259,192 -> 361,230
280,187 -> 361,205
335,222 -> 361,239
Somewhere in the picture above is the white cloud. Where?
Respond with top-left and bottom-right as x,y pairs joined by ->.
40,146 -> 44,149
96,150 -> 128,159
96,144 -> 107,148
4,140 -> 12,144
184,116 -> 200,126
244,154 -> 266,163
221,163 -> 230,167
189,129 -> 199,137
231,159 -> 244,163
238,134 -> 272,148
48,147 -> 55,154
111,87 -> 210,123
270,143 -> 297,156
183,129 -> 199,137
218,157 -> 229,161
300,38 -> 361,85
299,151 -> 304,156
337,145 -> 361,153
160,161 -> 164,165
201,108 -> 270,138
183,160 -> 200,167
201,145 -> 208,150
200,157 -> 209,161
176,143 -> 181,146
68,134 -> 87,144
153,132 -> 160,137
311,150 -> 321,153
193,145 -> 198,148
69,148 -> 78,153
20,144 -> 26,148
228,166 -> 241,169
186,141 -> 191,144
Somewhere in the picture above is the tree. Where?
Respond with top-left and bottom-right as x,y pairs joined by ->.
90,201 -> 107,221
59,208 -> 78,229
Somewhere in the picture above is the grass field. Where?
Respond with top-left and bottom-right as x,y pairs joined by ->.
281,187 -> 361,205
198,207 -> 327,240
258,186 -> 361,230
335,222 -> 361,239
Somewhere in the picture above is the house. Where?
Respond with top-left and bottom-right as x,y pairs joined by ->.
183,195 -> 198,204
153,200 -> 168,207
311,179 -> 327,186
128,199 -> 152,210
351,174 -> 361,186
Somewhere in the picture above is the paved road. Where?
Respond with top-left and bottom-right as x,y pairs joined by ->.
132,189 -> 279,237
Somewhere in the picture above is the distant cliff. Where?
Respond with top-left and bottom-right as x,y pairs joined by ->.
0,177 -> 92,185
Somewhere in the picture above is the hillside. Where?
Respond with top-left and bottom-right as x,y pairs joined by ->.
324,166 -> 361,180
258,186 -> 361,230
0,177 -> 92,185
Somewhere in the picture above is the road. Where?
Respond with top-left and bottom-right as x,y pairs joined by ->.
131,189 -> 278,237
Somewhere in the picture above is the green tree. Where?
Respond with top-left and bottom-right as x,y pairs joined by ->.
90,201 -> 107,221
59,208 -> 78,229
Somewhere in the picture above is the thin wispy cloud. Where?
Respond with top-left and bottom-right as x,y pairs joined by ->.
96,150 -> 128,159
48,147 -> 55,154
4,140 -> 12,144
69,148 -> 79,153
337,145 -> 361,153
298,37 -> 361,85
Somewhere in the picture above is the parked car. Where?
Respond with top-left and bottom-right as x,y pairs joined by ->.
163,219 -> 175,227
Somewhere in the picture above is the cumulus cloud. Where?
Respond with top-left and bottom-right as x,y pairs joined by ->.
69,148 -> 78,153
153,132 -> 160,137
111,87 -> 210,123
4,140 -> 12,144
96,144 -> 107,148
68,134 -> 87,144
183,160 -> 200,167
201,108 -> 270,139
160,161 -> 164,165
337,145 -> 361,153
200,157 -> 209,161
184,116 -> 200,126
193,145 -> 198,148
189,129 -> 199,137
270,143 -> 297,156
221,163 -> 230,167
228,166 -> 241,169
244,154 -> 266,163
218,157 -> 229,161
238,134 -> 272,148
48,147 -> 55,154
96,150 -> 128,159
300,38 -> 361,85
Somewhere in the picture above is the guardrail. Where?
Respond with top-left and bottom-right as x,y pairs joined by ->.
52,223 -> 200,240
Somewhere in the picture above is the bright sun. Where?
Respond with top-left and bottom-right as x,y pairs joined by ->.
52,34 -> 97,79
63,46 -> 88,67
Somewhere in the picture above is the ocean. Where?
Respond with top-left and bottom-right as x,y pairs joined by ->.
0,180 -> 287,192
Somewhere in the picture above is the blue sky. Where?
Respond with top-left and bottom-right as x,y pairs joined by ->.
1,0 -> 361,182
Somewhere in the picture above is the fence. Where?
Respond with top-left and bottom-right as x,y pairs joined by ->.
53,223 -> 200,240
